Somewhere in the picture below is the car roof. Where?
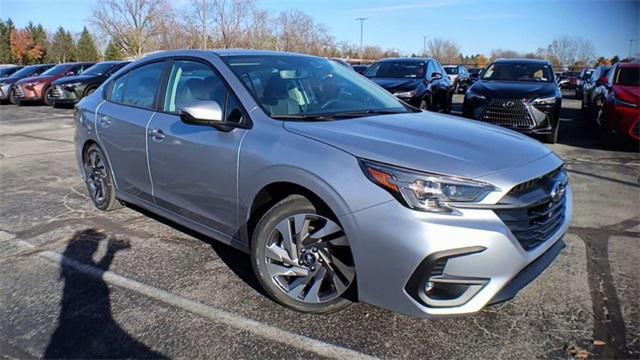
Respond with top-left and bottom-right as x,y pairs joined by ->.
375,57 -> 434,62
493,58 -> 551,65
618,62 -> 639,69
142,49 -> 321,61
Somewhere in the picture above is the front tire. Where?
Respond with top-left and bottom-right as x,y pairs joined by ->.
83,144 -> 120,211
8,89 -> 17,105
43,87 -> 53,106
542,122 -> 559,144
251,195 -> 355,314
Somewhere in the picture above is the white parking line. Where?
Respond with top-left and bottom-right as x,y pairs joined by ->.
0,114 -> 71,123
15,240 -> 378,360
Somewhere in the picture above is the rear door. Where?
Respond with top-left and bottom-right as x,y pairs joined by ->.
96,60 -> 167,203
147,59 -> 248,236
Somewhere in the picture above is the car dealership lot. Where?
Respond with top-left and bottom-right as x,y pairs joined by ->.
0,96 -> 638,359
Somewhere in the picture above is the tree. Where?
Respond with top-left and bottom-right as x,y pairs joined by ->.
427,38 -> 460,64
594,57 -> 611,67
10,29 -> 45,64
0,19 -> 16,63
474,54 -> 489,67
75,27 -> 100,61
90,0 -> 174,58
610,55 -> 620,65
103,40 -> 123,60
546,36 -> 595,68
48,26 -> 76,63
26,22 -> 47,63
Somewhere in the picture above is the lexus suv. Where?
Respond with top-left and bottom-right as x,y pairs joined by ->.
463,59 -> 562,143
50,61 -> 130,107
14,62 -> 94,105
365,57 -> 453,112
75,50 -> 571,318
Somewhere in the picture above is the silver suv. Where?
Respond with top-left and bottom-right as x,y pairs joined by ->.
74,50 -> 572,317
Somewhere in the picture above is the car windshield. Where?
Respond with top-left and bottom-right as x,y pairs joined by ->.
41,64 -> 71,76
481,62 -> 553,82
223,55 -> 409,119
0,67 -> 18,77
444,67 -> 457,75
365,61 -> 425,78
83,63 -> 115,75
11,66 -> 42,77
615,67 -> 640,86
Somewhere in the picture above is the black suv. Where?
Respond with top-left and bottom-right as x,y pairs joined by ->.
575,68 -> 594,100
462,59 -> 562,143
365,57 -> 453,112
50,61 -> 130,106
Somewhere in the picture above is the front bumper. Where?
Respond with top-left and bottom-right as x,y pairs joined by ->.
463,98 -> 560,135
50,85 -> 80,104
0,84 -> 11,100
13,84 -> 43,102
605,103 -> 640,141
339,156 -> 572,318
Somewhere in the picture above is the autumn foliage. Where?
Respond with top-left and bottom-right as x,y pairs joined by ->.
10,29 -> 44,64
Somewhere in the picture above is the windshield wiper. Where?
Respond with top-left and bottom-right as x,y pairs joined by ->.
327,109 -> 408,118
270,114 -> 336,121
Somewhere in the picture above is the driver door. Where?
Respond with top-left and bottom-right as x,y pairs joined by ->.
147,59 -> 248,237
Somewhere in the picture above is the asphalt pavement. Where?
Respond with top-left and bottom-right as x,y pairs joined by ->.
0,93 -> 638,359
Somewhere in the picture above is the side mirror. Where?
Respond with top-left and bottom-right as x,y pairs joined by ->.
180,101 -> 227,128
430,72 -> 443,80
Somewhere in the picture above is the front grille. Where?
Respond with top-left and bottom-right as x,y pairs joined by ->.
50,86 -> 63,98
495,168 -> 567,251
482,98 -> 535,128
13,85 -> 23,98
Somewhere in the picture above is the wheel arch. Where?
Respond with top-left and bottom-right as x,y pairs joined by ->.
246,181 -> 338,243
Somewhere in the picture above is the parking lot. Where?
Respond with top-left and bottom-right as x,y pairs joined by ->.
0,93 -> 638,359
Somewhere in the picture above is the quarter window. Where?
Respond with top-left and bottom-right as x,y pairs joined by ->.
110,62 -> 165,109
164,60 -> 227,114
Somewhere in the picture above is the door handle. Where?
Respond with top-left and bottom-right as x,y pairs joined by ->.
149,128 -> 165,140
98,115 -> 111,127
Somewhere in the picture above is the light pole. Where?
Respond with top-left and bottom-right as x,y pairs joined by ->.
355,18 -> 368,61
630,39 -> 635,58
422,36 -> 428,57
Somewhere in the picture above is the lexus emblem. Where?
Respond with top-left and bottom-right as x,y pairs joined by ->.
550,181 -> 566,202
502,101 -> 515,108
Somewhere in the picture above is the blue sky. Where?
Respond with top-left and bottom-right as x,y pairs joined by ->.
2,0 -> 638,58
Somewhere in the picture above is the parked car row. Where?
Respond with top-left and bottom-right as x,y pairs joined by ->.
0,60 -> 130,107
582,61 -> 639,142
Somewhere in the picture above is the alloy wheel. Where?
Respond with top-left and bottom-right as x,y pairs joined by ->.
83,149 -> 108,206
264,213 -> 355,304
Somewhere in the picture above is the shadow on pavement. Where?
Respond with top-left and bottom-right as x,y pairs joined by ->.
44,229 -> 166,359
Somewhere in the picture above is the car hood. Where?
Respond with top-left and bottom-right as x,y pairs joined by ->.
471,80 -> 557,99
283,112 -> 552,179
0,76 -> 22,85
369,78 -> 422,92
53,74 -> 99,85
615,85 -> 640,105
15,75 -> 54,84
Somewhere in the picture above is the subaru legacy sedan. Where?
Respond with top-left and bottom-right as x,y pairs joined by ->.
74,50 -> 572,318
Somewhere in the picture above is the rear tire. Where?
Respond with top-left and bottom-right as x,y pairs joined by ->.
83,144 -> 121,211
251,195 -> 355,314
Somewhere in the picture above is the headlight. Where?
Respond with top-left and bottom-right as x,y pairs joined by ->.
530,96 -> 557,105
359,159 -> 497,213
393,89 -> 418,98
65,82 -> 82,88
465,89 -> 486,101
